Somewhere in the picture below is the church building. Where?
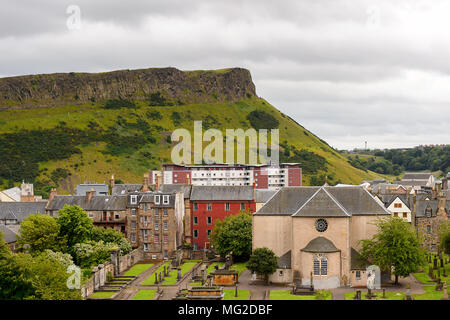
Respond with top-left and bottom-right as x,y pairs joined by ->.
252,186 -> 391,289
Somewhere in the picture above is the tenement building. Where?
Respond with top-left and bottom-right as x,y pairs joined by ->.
252,186 -> 391,289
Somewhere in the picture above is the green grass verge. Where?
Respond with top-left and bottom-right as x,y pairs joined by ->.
344,291 -> 405,300
123,263 -> 154,277
207,262 -> 225,274
413,286 -> 444,300
141,262 -> 171,285
161,262 -> 198,285
223,289 -> 250,300
230,262 -> 247,276
132,289 -> 157,300
90,291 -> 116,298
269,290 -> 332,300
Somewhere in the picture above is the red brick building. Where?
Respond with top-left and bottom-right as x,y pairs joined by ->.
189,186 -> 256,250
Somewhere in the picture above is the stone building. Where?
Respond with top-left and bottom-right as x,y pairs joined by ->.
253,186 -> 391,289
0,201 -> 48,233
126,191 -> 185,259
413,192 -> 449,252
45,190 -> 128,234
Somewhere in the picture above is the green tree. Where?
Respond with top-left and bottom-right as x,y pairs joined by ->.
246,247 -> 278,285
212,212 -> 252,260
0,231 -> 9,257
72,240 -> 119,268
56,205 -> 94,250
438,221 -> 450,255
0,252 -> 34,299
359,217 -> 426,285
18,214 -> 65,254
91,227 -> 131,255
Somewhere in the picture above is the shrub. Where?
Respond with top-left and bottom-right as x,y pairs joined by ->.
246,110 -> 279,130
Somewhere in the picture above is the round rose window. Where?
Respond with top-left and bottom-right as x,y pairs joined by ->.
315,219 -> 328,232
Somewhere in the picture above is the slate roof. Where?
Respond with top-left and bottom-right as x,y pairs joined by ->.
255,186 -> 390,217
46,195 -> 127,211
402,172 -> 433,180
301,236 -> 340,253
415,199 -> 450,217
111,184 -> 142,195
377,194 -> 411,209
0,225 -> 18,243
255,190 -> 277,203
351,248 -> 369,270
190,186 -> 254,201
76,184 -> 109,196
0,202 -> 47,222
293,188 -> 350,217
277,250 -> 291,269
159,184 -> 192,199
1,187 -> 21,201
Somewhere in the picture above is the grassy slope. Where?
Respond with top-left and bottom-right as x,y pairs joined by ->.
0,96 -> 385,193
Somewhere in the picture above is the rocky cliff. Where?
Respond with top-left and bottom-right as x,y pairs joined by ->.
0,67 -> 256,109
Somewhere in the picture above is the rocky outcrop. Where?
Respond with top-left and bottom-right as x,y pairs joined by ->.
0,67 -> 256,109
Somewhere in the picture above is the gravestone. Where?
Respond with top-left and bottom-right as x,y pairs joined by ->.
442,282 -> 448,300
177,268 -> 181,281
434,258 -> 438,269
354,290 -> 361,300
155,273 -> 158,284
382,289 -> 386,299
235,284 -> 238,297
404,284 -> 413,300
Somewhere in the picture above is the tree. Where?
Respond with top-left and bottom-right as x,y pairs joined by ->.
212,211 -> 252,260
438,221 -> 450,255
56,205 -> 94,250
91,227 -> 132,255
72,240 -> 119,268
0,231 -> 9,257
359,217 -> 426,285
246,247 -> 278,285
18,214 -> 65,254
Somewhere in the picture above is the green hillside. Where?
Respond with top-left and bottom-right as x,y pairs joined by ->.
0,68 -> 387,196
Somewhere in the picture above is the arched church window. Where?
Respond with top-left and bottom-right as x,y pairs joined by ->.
425,206 -> 432,218
313,257 -> 320,275
320,257 -> 328,275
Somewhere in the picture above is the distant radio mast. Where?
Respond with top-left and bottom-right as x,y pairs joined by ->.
365,141 -> 367,150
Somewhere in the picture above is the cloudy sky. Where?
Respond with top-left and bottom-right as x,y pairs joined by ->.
1,0 -> 449,150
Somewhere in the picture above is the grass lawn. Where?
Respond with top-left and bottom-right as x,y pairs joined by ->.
123,263 -> 153,277
413,272 -> 435,285
162,261 -> 198,285
141,262 -> 171,285
223,289 -> 250,300
269,290 -> 332,300
189,282 -> 203,286
207,262 -> 224,274
132,289 -> 157,300
344,291 -> 405,300
413,286 -> 444,300
413,254 -> 449,285
90,291 -> 117,299
230,262 -> 247,276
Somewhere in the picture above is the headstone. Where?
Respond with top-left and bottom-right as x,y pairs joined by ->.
177,268 -> 181,281
251,272 -> 257,281
442,282 -> 448,300
235,284 -> 238,297
404,283 -> 413,300
382,289 -> 386,298
164,266 -> 166,277
434,258 -> 438,269
159,272 -> 162,283
155,273 -> 158,284
355,290 -> 361,300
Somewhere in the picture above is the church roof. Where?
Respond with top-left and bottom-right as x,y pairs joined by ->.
293,188 -> 350,217
277,250 -> 291,269
255,186 -> 390,217
351,248 -> 370,270
301,236 -> 340,253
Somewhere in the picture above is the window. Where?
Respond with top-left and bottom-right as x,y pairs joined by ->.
163,208 -> 168,217
163,235 -> 169,243
163,195 -> 169,204
155,222 -> 159,231
315,219 -> 328,232
131,233 -> 136,243
394,212 -> 398,217
194,230 -> 198,238
163,221 -> 168,230
403,212 -> 407,218
193,203 -> 198,211
207,203 -> 212,211
144,216 -> 148,226
143,229 -> 148,239
193,216 -> 198,225
193,243 -> 198,250
131,221 -> 136,230
155,208 -> 159,217
427,225 -> 431,234
154,195 -> 160,205
356,271 -> 361,280
130,195 -> 138,205
240,203 -> 245,211
394,203 -> 402,208
225,203 -> 230,211
144,243 -> 149,251
207,230 -> 212,238
131,208 -> 136,217
154,234 -> 159,243
313,256 -> 327,276
279,270 -> 283,276
207,216 -> 212,225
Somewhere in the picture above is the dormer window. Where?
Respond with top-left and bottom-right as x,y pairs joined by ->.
130,195 -> 137,205
163,195 -> 169,205
155,195 -> 160,205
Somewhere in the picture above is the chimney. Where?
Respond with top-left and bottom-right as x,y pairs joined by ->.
142,173 -> 149,192
110,174 -> 115,194
86,188 -> 96,204
49,188 -> 57,202
437,192 -> 447,217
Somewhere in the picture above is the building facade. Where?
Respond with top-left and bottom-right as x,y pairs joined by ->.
150,163 -> 302,190
253,186 -> 391,289
190,186 -> 256,250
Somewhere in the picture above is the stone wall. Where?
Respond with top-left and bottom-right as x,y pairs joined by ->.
81,248 -> 144,298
